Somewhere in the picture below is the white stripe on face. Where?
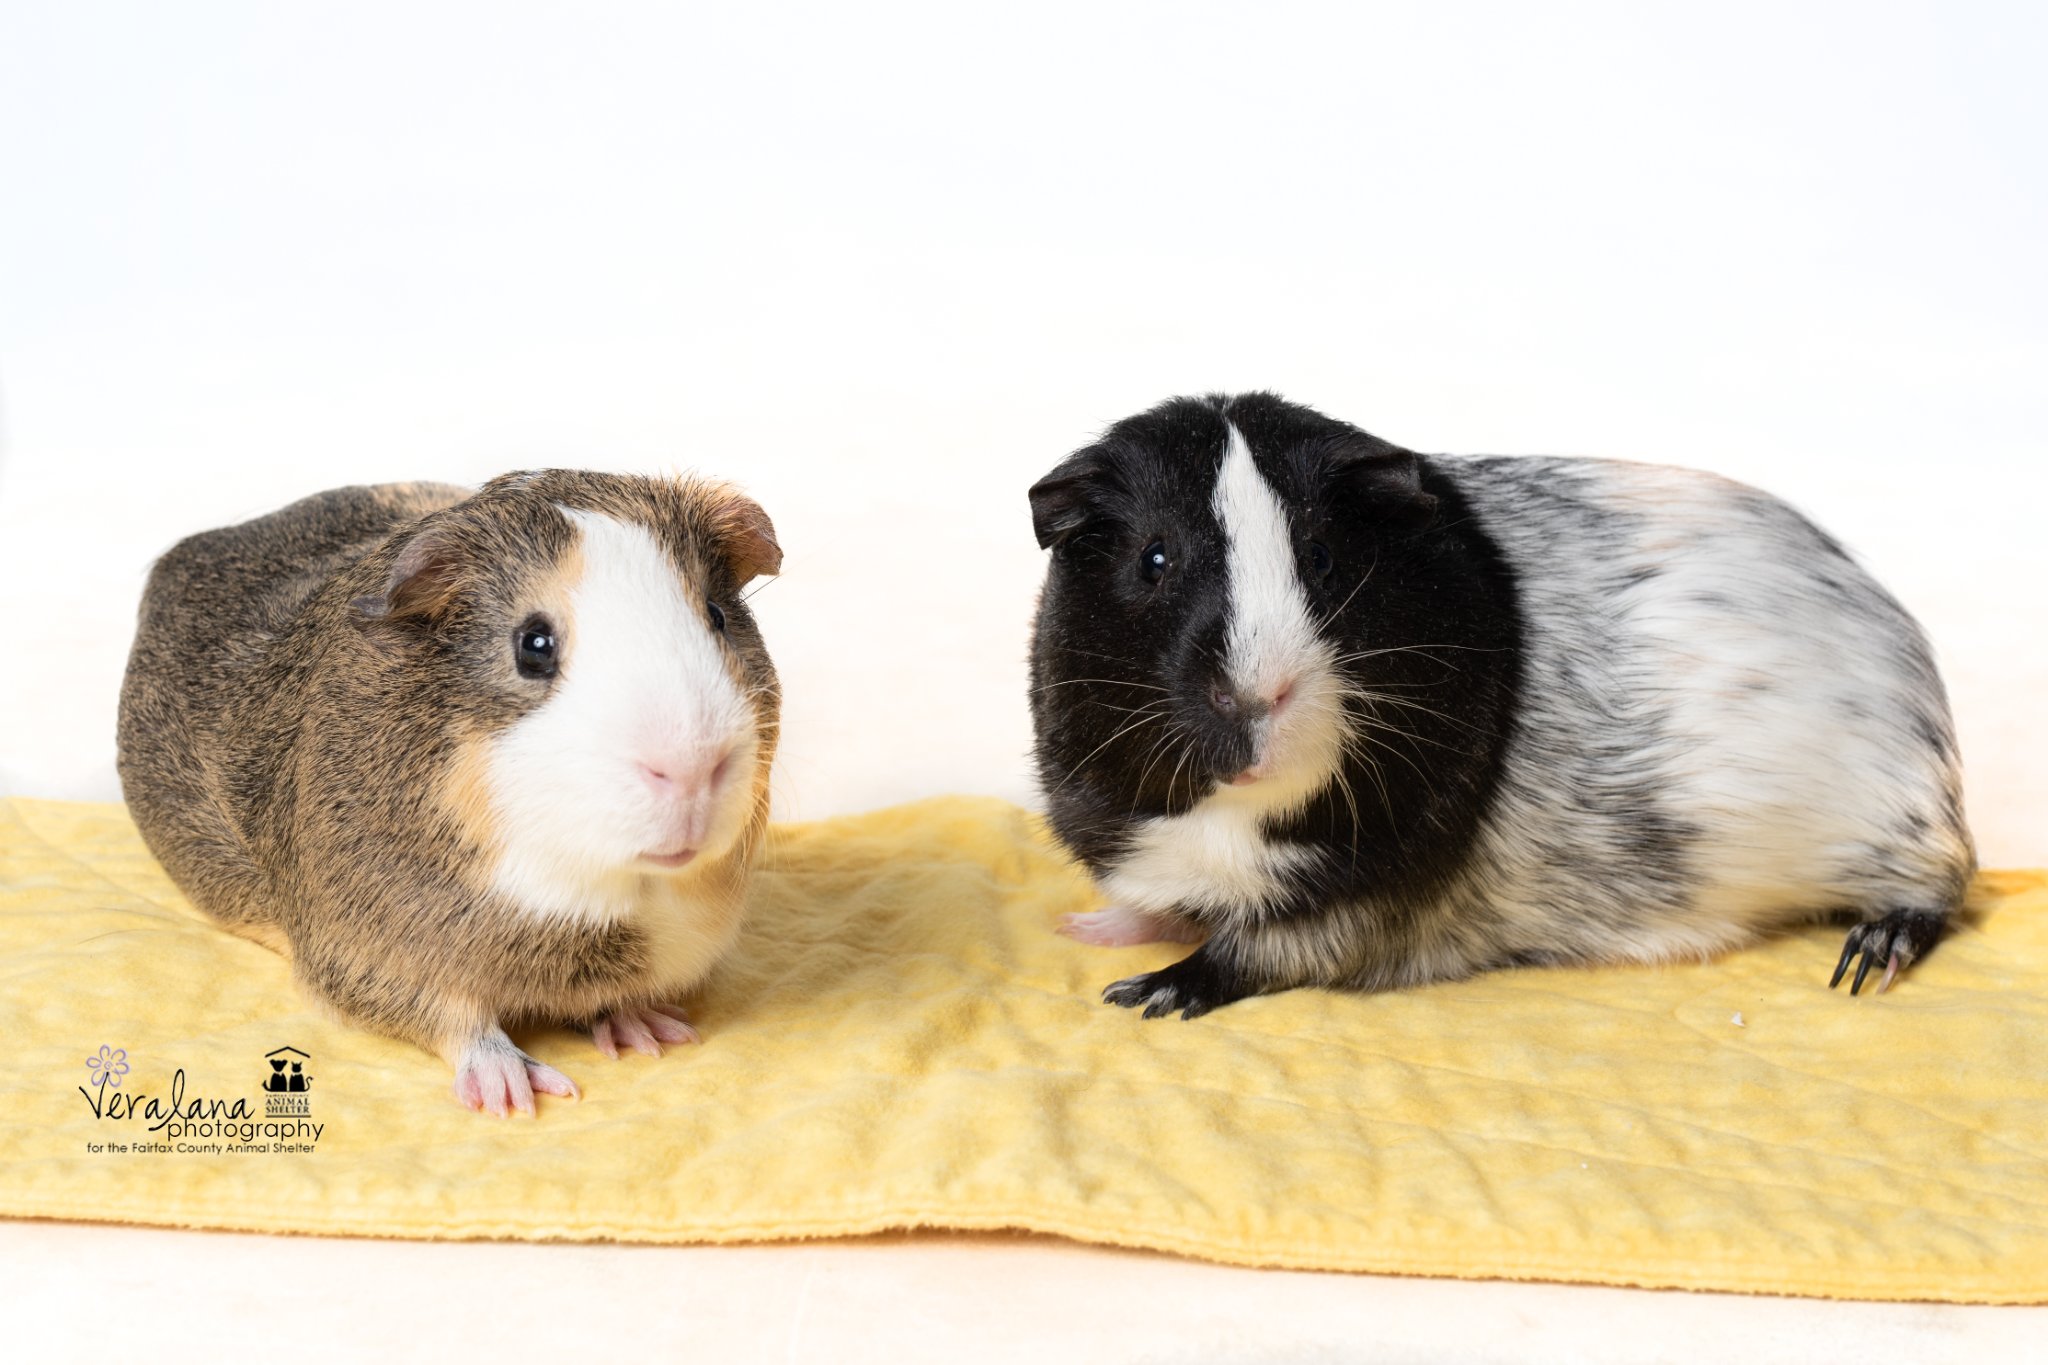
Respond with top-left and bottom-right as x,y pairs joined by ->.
553,509 -> 751,765
1214,421 -> 1318,703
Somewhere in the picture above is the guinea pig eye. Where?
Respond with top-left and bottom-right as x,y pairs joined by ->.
1138,540 -> 1170,585
1309,541 -> 1333,580
513,617 -> 558,680
707,601 -> 727,634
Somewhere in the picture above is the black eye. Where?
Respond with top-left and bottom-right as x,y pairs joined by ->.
1309,542 -> 1333,580
707,601 -> 727,634
513,617 -> 558,680
1138,540 -> 1170,585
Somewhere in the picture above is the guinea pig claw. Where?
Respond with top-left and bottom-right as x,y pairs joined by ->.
1828,935 -> 1860,990
453,1039 -> 576,1117
1878,951 -> 1903,994
1105,971 -> 1216,1022
1829,909 -> 1946,996
591,1005 -> 701,1060
520,1054 -> 580,1102
1102,950 -> 1244,1021
647,1003 -> 703,1043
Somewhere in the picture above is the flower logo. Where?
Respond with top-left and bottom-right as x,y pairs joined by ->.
86,1045 -> 129,1090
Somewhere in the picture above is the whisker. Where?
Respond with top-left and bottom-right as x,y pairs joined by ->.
1085,698 -> 1177,718
1341,732 -> 1399,824
1325,751 -> 1365,874
1341,725 -> 1441,795
1167,743 -> 1198,815
1130,720 -> 1193,820
1052,711 -> 1167,793
1048,643 -> 1156,670
1030,677 -> 1172,695
1316,546 -> 1380,631
1344,688 -> 1488,736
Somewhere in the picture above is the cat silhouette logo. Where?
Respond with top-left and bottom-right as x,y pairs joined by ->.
264,1046 -> 313,1115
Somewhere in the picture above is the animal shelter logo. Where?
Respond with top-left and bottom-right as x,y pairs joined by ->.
263,1046 -> 313,1116
75,1042 -> 325,1156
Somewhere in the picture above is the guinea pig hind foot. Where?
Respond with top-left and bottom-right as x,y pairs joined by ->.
1058,905 -> 1205,948
1830,908 -> 1949,996
452,1029 -> 580,1118
590,1003 -> 700,1060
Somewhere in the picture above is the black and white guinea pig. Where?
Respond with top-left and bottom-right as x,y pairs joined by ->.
1026,392 -> 1973,1019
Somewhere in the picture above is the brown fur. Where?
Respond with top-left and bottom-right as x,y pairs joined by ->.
118,472 -> 781,1064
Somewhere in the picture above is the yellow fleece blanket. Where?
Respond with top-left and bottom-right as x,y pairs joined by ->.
2,796 -> 2044,1302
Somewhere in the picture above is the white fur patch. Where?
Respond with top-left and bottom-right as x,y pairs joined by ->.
485,510 -> 759,925
1102,797 -> 1318,918
1215,422 -> 1319,705
1209,421 -> 1348,808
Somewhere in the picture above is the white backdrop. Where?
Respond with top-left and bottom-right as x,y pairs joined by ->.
3,3 -> 2043,1359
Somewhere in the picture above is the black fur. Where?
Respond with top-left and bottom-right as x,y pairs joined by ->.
1028,393 -> 1524,1009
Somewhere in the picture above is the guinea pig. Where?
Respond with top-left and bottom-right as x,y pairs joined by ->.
1026,392 -> 1973,1019
117,470 -> 781,1114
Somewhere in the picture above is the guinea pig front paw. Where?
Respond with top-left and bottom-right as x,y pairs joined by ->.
1101,948 -> 1249,1021
453,1036 -> 580,1118
1830,908 -> 1948,995
1059,905 -> 1206,948
590,1003 -> 701,1060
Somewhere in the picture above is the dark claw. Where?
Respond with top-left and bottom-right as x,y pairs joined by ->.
1829,909 -> 1948,997
1103,947 -> 1248,1021
1103,966 -> 1177,1016
1829,932 -> 1861,989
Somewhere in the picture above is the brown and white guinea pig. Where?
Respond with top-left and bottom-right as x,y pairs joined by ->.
117,471 -> 781,1115
1027,392 -> 1974,1019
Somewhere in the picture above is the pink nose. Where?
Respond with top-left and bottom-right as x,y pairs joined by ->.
638,747 -> 735,795
1265,678 -> 1298,714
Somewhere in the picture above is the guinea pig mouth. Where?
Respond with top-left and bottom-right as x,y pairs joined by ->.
1199,731 -> 1263,789
1206,709 -> 1292,789
639,847 -> 699,870
1218,745 -> 1273,787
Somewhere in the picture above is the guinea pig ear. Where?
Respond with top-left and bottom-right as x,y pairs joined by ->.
1323,436 -> 1438,527
350,523 -> 467,623
1028,448 -> 1111,550
707,490 -> 782,585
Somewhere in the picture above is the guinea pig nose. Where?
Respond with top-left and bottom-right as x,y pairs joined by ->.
1208,686 -> 1239,717
638,746 -> 737,795
1267,678 -> 1298,714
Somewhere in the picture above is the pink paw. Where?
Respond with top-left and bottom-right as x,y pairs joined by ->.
452,1035 -> 579,1118
1058,905 -> 1205,948
591,1003 -> 701,1060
